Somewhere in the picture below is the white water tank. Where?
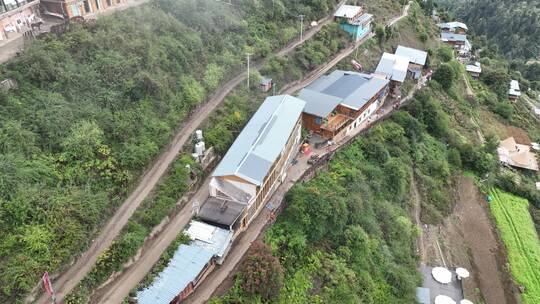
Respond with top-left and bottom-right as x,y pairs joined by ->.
195,130 -> 203,141
195,141 -> 206,156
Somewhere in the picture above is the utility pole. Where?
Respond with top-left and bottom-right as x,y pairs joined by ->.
246,53 -> 252,89
354,30 -> 358,58
299,15 -> 305,42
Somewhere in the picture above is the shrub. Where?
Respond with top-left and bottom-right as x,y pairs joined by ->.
494,102 -> 514,119
437,46 -> 454,62
433,63 -> 456,90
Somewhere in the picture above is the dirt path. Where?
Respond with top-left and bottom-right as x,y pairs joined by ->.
388,1 -> 411,26
77,3 -> 410,303
422,176 -> 518,304
283,2 -> 410,95
30,5 -> 344,303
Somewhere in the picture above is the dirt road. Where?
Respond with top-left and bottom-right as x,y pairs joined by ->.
283,2 -> 411,95
31,4 -> 344,304
421,176 -> 518,304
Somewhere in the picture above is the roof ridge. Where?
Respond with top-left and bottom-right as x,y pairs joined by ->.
233,95 -> 287,176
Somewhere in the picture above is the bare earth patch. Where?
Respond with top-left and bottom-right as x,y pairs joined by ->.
419,176 -> 519,304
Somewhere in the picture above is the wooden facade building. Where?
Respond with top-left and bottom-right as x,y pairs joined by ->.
298,70 -> 389,141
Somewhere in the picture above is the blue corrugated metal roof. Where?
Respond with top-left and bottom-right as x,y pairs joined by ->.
212,95 -> 305,185
137,244 -> 213,304
441,32 -> 467,42
137,221 -> 233,304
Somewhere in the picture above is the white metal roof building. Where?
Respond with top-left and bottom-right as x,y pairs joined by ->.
438,21 -> 468,31
395,45 -> 428,66
211,95 -> 305,186
375,52 -> 409,83
509,79 -> 521,97
465,63 -> 482,74
334,4 -> 362,19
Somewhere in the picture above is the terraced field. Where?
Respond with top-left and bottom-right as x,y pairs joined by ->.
490,189 -> 540,304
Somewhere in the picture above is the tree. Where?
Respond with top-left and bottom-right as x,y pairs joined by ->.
240,241 -> 284,301
437,46 -> 454,62
375,24 -> 386,44
433,63 -> 456,90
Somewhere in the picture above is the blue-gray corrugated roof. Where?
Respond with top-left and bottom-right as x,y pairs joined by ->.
441,32 -> 467,42
137,221 -> 233,304
395,45 -> 427,66
212,95 -> 305,185
416,287 -> 430,304
137,244 -> 213,304
438,21 -> 468,30
299,70 -> 389,113
298,89 -> 342,117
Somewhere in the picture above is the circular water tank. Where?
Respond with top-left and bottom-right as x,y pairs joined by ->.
195,130 -> 203,141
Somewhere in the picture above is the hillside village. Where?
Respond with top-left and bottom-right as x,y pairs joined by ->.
0,1 -> 539,304
132,3 -> 539,304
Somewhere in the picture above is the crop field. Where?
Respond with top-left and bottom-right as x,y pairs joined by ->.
490,188 -> 540,304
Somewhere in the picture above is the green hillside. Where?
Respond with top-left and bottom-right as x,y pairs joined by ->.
437,0 -> 540,60
0,0 -> 339,302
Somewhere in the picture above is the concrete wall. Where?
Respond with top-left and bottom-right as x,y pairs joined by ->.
0,0 -> 38,40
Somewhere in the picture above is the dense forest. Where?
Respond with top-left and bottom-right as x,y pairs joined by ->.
437,0 -> 540,60
0,0 -> 340,302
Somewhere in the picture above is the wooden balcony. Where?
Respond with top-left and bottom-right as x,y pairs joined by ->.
320,114 -> 351,132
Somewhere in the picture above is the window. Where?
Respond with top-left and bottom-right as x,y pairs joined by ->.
3,0 -> 17,10
83,0 -> 91,13
315,117 -> 322,125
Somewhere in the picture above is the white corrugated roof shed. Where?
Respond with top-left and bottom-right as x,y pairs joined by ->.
509,79 -> 521,96
334,4 -> 362,18
465,64 -> 481,74
212,95 -> 305,185
375,52 -> 409,82
395,45 -> 428,66
438,21 -> 468,30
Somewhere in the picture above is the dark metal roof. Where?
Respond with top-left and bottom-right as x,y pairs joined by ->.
297,88 -> 343,117
198,197 -> 245,228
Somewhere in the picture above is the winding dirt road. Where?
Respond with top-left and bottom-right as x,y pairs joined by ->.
31,3 -> 344,304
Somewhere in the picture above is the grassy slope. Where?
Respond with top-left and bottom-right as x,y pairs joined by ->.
490,189 -> 540,304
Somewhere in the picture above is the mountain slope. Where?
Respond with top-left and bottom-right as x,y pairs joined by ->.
438,0 -> 540,60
